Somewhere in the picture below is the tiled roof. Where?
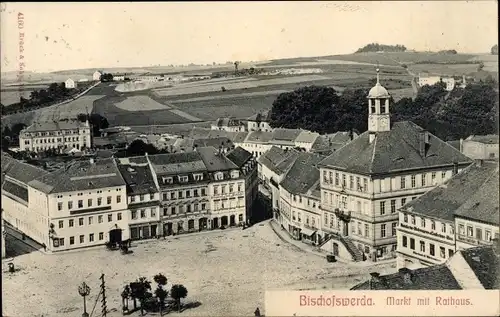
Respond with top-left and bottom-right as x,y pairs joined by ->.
351,265 -> 462,290
226,147 -> 252,168
189,127 -> 211,139
401,161 -> 497,222
270,128 -> 302,142
245,131 -> 273,143
2,156 -> 49,185
23,120 -> 88,133
279,152 -> 324,195
196,147 -> 238,172
447,140 -> 461,151
173,138 -> 195,150
319,121 -> 473,175
453,162 -> 499,225
116,159 -> 158,195
295,130 -> 320,144
459,245 -> 500,289
216,118 -> 244,127
257,146 -> 301,175
193,137 -> 233,149
466,134 -> 499,144
247,110 -> 271,122
2,180 -> 29,202
148,152 -> 207,175
311,132 -> 353,152
28,158 -> 126,194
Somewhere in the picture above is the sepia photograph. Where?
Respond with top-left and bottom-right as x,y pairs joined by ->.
1,1 -> 498,317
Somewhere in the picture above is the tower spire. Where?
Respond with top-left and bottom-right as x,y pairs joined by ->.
376,62 -> 380,84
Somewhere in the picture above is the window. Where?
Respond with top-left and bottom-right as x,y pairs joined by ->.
363,179 -> 368,192
421,218 -> 426,228
70,236 -> 75,245
98,197 -> 102,206
323,171 -> 328,182
132,211 -> 137,219
431,172 -> 436,184
201,188 -> 206,196
441,171 -> 446,180
108,214 -> 112,222
356,177 -> 360,191
449,249 -> 454,258
459,224 -> 465,235
381,224 -> 386,238
88,216 -> 93,225
486,230 -> 492,241
171,206 -> 177,215
390,200 -> 396,213
401,177 -> 406,189
357,222 -> 362,235
117,213 -> 122,220
99,232 -> 104,240
440,247 -> 445,258
365,224 -> 369,237
401,198 -> 407,206
98,215 -> 103,223
80,235 -> 84,244
335,172 -> 339,186
324,214 -> 328,226
431,220 -> 436,230
186,190 -> 191,198
193,189 -> 199,197
151,208 -> 157,217
349,176 -> 354,189
58,202 -> 63,211
392,222 -> 397,236
297,212 -> 301,222
342,174 -> 346,187
411,215 -> 416,225
89,233 -> 94,242
150,193 -> 154,200
402,236 -> 408,247
403,214 -> 408,223
116,195 -> 121,203
411,175 -> 416,188
229,184 -> 234,193
412,196 -> 417,201
380,201 -> 386,215
238,183 -> 242,192
430,244 -> 435,256
58,220 -> 63,229
141,210 -> 146,218
68,201 -> 73,209
140,194 -> 145,201
59,238 -> 65,246
170,192 -> 175,199
476,228 -> 483,240
421,174 -> 427,186
420,241 -> 425,252
107,196 -> 112,204
131,196 -> 136,202
79,218 -> 84,226
441,223 -> 446,233
410,238 -> 415,250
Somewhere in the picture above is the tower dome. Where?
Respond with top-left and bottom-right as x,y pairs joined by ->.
368,68 -> 390,98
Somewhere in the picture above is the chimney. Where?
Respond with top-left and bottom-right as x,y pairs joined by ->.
474,159 -> 483,168
398,268 -> 414,284
419,130 -> 429,157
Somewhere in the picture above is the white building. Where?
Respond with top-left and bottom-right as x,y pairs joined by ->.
65,78 -> 77,89
317,69 -> 472,262
460,135 -> 499,160
247,111 -> 273,132
78,78 -> 89,83
93,71 -> 102,81
418,75 -> 455,91
113,74 -> 126,81
19,120 -> 92,153
211,118 -> 246,132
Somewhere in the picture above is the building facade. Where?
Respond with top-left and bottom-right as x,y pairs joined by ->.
460,135 -> 499,160
19,120 -> 92,153
318,69 -> 473,262
247,111 -> 273,132
65,78 -> 76,89
418,75 -> 455,91
211,118 -> 246,132
93,71 -> 102,81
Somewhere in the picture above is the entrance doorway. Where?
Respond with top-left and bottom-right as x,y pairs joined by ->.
229,215 -> 236,226
109,228 -> 122,244
333,242 -> 339,256
343,222 -> 349,236
213,218 -> 219,229
221,216 -> 228,227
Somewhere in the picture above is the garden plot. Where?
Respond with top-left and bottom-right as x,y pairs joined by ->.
37,95 -> 105,122
169,89 -> 290,103
114,95 -> 172,111
2,221 -> 394,317
154,75 -> 331,97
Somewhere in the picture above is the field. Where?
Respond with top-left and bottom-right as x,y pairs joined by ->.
114,95 -> 172,111
2,221 -> 395,317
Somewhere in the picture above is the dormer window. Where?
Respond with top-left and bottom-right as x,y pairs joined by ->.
193,173 -> 203,181
179,176 -> 188,183
162,176 -> 173,184
230,170 -> 239,179
214,172 -> 224,181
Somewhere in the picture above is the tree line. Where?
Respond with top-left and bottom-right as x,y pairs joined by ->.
355,43 -> 407,53
269,78 -> 498,141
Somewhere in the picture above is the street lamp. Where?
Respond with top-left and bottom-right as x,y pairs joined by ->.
78,282 -> 91,317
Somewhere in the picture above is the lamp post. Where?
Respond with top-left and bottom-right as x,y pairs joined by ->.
78,282 -> 91,317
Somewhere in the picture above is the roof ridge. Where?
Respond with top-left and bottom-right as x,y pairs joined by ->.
369,134 -> 378,173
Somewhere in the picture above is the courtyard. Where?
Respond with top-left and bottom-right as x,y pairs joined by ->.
2,220 -> 395,317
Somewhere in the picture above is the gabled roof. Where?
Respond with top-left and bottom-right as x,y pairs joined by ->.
453,162 -> 499,225
401,161 -> 497,222
459,245 -> 500,289
247,110 -> 271,122
23,120 -> 88,133
225,147 -> 252,168
193,137 -> 233,149
1,154 -> 49,185
148,152 -> 207,175
279,152 -> 324,195
28,158 -> 126,194
257,146 -> 301,176
351,265 -> 462,290
319,121 -> 473,175
2,180 -> 29,202
196,147 -> 238,172
215,117 -> 244,127
116,159 -> 158,195
270,128 -> 302,143
295,130 -> 320,144
245,131 -> 273,143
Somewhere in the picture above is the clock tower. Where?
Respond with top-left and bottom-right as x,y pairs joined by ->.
368,68 -> 391,143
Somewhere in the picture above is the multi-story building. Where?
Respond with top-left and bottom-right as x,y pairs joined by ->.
317,69 -> 472,262
116,157 -> 162,240
278,152 -> 323,245
460,134 -> 499,160
247,111 -> 272,132
211,118 -> 247,132
397,160 -> 497,269
19,120 -> 92,153
240,131 -> 273,158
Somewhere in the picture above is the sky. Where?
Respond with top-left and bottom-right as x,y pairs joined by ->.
0,1 -> 498,73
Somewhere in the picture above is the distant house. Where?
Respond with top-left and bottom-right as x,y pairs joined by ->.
247,111 -> 272,132
418,75 -> 455,91
78,78 -> 89,82
64,78 -> 76,89
460,134 -> 499,160
93,71 -> 102,81
211,117 -> 246,132
113,74 -> 126,81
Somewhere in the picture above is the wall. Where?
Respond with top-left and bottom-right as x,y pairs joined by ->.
455,217 -> 500,250
462,140 -> 499,160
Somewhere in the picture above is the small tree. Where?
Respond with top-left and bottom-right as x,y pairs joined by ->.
154,273 -> 168,315
170,284 -> 188,312
136,277 -> 152,316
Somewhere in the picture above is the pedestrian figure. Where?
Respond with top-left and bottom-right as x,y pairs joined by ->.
254,307 -> 261,317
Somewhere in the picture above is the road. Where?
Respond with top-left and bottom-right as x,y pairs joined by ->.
3,223 -> 44,258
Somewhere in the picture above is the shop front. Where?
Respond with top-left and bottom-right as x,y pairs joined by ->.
129,221 -> 159,240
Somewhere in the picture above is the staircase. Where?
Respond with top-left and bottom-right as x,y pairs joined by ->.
338,235 -> 365,262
